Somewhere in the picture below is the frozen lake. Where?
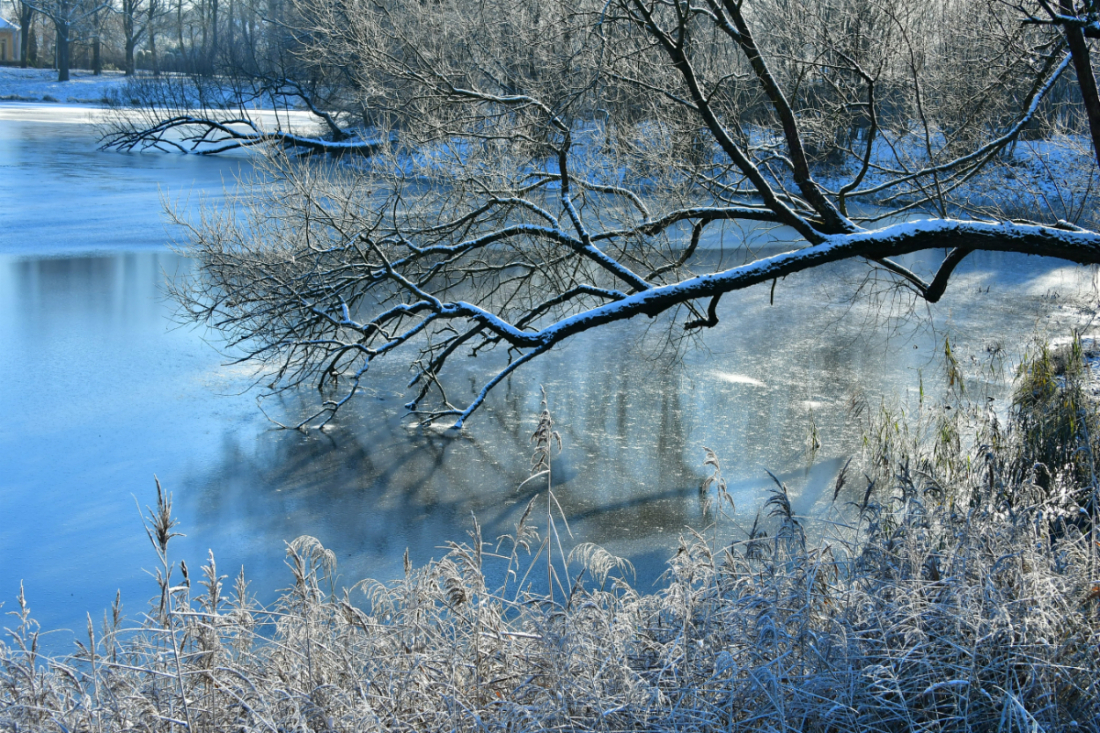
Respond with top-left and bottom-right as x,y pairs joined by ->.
1,103 -> 1097,647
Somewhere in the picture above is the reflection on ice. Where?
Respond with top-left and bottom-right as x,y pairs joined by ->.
712,371 -> 767,387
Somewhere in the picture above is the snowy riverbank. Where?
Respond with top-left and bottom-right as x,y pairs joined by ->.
0,67 -> 129,104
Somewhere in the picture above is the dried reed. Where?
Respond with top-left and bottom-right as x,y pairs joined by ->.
3,366 -> 1099,732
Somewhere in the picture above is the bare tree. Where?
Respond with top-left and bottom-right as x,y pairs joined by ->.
101,70 -> 381,153
118,0 -> 145,75
100,0 -> 364,151
89,1 -> 102,73
146,0 -> 158,74
160,0 -> 1100,429
24,0 -> 107,81
1015,0 -> 1100,167
17,1 -> 34,68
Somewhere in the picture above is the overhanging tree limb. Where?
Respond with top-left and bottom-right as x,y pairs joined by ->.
162,0 -> 1100,429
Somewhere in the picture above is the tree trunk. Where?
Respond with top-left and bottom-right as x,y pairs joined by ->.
210,0 -> 219,65
92,8 -> 101,75
27,15 -> 37,65
200,0 -> 208,64
227,0 -> 234,64
1060,1 -> 1100,171
124,36 -> 136,75
123,0 -> 137,76
55,18 -> 69,82
176,0 -> 184,70
19,3 -> 33,68
147,0 -> 159,77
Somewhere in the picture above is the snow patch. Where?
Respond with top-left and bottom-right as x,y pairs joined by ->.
0,67 -> 128,105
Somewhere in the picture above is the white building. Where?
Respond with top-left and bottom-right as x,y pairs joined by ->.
0,18 -> 20,63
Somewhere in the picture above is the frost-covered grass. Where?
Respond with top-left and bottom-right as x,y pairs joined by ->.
0,67 -> 128,104
3,353 -> 1099,732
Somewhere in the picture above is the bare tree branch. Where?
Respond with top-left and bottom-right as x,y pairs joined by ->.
152,0 -> 1100,428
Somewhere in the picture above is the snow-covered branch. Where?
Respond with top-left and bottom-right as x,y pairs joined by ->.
165,0 -> 1100,429
101,113 -> 385,155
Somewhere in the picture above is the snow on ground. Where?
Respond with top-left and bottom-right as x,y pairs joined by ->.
0,68 -> 319,138
1,66 -> 1092,227
0,67 -> 129,105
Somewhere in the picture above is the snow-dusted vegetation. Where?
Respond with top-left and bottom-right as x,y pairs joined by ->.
3,363 -> 1099,731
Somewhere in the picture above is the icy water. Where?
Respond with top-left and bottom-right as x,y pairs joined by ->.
2,103 -> 1097,647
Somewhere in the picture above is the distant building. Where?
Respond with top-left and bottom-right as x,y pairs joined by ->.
0,18 -> 19,63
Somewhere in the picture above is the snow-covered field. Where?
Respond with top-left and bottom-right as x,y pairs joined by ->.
0,67 -> 129,105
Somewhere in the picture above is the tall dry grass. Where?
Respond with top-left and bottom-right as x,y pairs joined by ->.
3,349 -> 1100,732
